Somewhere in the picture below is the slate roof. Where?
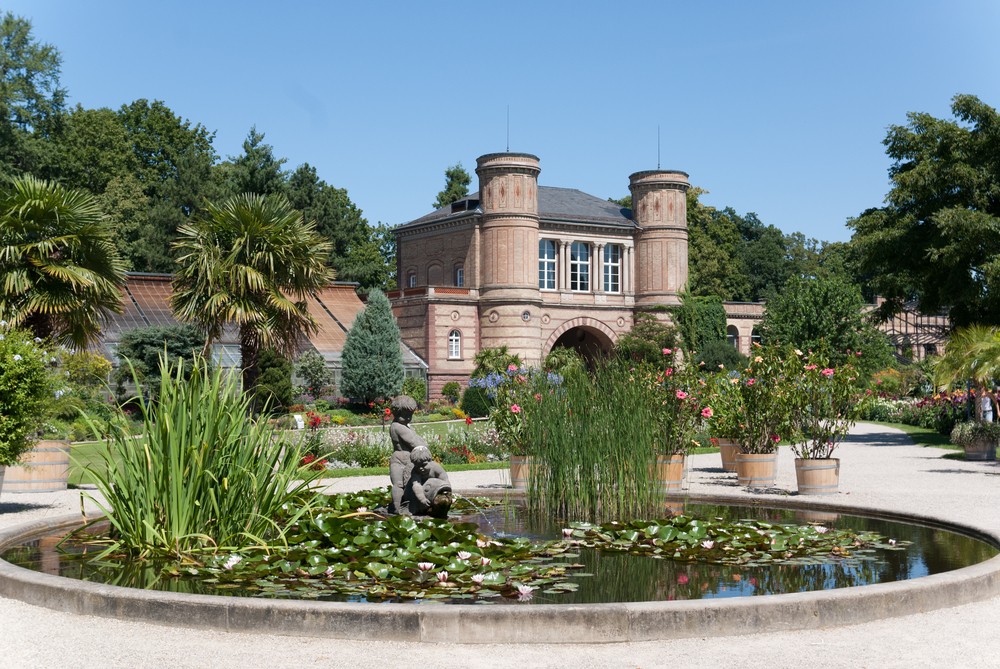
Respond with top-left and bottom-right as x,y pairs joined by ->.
399,186 -> 635,230
96,275 -> 427,370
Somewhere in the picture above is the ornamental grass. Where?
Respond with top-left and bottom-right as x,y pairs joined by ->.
83,356 -> 325,559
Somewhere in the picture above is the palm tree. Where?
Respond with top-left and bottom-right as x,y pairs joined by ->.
171,193 -> 334,409
932,325 -> 1000,421
0,175 -> 126,348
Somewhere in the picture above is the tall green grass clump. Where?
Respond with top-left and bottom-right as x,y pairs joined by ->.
522,359 -> 662,521
85,356 -> 323,558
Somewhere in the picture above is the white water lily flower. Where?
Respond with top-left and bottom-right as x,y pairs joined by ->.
701,540 -> 715,549
889,539 -> 897,546
815,526 -> 829,534
471,573 -> 485,585
417,562 -> 434,571
223,555 -> 242,570
562,528 -> 573,539
436,571 -> 449,583
457,551 -> 472,560
480,557 -> 491,566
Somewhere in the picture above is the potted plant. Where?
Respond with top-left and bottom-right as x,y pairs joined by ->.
707,367 -> 744,472
472,364 -> 534,489
788,353 -> 863,495
0,324 -> 56,493
653,349 -> 714,491
730,344 -> 797,489
950,420 -> 1000,461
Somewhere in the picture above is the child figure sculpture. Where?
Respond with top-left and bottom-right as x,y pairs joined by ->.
406,445 -> 453,519
388,395 -> 427,515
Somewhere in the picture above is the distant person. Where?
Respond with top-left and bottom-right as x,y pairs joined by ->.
981,388 -> 996,423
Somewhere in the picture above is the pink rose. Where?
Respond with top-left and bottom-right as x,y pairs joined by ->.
662,348 -> 672,355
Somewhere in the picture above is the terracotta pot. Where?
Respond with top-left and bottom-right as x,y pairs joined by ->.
794,457 -> 840,495
735,452 -> 777,489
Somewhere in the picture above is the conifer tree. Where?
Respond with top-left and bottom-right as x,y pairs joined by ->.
340,288 -> 404,402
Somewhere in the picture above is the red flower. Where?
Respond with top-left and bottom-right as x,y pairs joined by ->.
465,416 -> 473,425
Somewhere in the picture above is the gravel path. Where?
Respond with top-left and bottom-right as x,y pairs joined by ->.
0,422 -> 998,668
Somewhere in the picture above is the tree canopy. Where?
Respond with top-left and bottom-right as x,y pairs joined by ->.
850,94 -> 1000,326
339,288 -> 404,403
433,163 -> 471,209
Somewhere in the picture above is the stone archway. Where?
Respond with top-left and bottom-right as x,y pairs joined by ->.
544,317 -> 617,368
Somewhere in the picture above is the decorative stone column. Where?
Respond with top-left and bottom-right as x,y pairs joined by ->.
630,170 -> 690,307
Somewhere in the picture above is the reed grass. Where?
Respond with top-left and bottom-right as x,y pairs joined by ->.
522,359 -> 663,521
83,357 -> 324,558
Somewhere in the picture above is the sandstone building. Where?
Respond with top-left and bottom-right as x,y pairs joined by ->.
390,151 -> 948,399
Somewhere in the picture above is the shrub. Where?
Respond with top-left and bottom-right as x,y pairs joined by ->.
323,430 -> 392,468
294,349 -> 334,399
255,349 -> 294,414
696,339 -> 747,371
460,385 -> 491,418
0,326 -> 53,465
401,376 -> 427,405
441,381 -> 461,404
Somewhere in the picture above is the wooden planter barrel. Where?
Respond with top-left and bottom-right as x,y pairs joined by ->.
963,438 -> 997,461
2,440 -> 71,493
794,457 -> 840,495
736,452 -> 777,489
509,455 -> 535,490
717,439 -> 740,473
652,454 -> 686,492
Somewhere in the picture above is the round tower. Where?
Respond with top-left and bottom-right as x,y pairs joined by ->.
475,152 -> 543,365
629,170 -> 690,307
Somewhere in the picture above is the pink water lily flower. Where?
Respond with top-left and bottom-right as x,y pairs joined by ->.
562,528 -> 573,539
480,556 -> 492,566
417,562 -> 435,571
436,571 -> 450,583
456,551 -> 472,560
516,584 -> 536,601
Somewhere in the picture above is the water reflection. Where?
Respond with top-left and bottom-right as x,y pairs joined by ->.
4,502 -> 996,605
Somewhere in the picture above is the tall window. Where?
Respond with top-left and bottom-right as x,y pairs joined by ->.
448,330 -> 461,359
454,266 -> 464,287
538,239 -> 557,290
570,241 -> 590,292
603,244 -> 621,293
407,272 -> 416,288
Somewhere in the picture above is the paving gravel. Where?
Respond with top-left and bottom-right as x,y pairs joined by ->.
1,422 -> 998,668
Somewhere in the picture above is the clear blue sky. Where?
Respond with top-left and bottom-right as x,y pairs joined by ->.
9,1 -> 1000,242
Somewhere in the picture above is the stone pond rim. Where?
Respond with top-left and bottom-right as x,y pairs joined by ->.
1,494 -> 998,644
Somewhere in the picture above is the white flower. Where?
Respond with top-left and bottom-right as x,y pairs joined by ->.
815,526 -> 829,534
12,354 -> 21,361
562,528 -> 573,539
33,337 -> 42,343
223,555 -> 242,570
516,583 -> 535,601
471,573 -> 485,585
889,538 -> 897,546
476,538 -> 489,548
479,557 -> 491,566
701,540 -> 715,549
436,571 -> 449,583
357,506 -> 368,513
417,562 -> 434,572
456,551 -> 471,560
0,320 -> 7,327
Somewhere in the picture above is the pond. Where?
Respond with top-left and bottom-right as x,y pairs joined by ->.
3,500 -> 996,605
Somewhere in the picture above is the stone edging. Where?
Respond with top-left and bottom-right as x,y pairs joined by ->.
0,497 -> 998,644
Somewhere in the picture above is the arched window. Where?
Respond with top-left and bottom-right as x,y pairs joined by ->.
454,265 -> 465,287
726,325 -> 740,349
406,272 -> 417,288
448,330 -> 461,359
751,328 -> 762,346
